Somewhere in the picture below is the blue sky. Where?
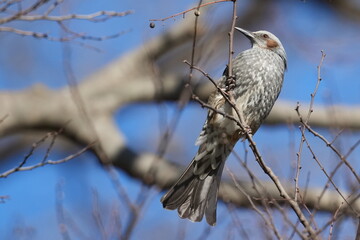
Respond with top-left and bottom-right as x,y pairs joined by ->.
1,0 -> 360,239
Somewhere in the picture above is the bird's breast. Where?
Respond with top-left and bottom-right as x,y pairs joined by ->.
232,49 -> 285,132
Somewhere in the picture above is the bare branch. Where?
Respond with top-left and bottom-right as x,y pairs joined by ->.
0,0 -> 49,24
356,217 -> 360,240
56,180 -> 71,240
149,0 -> 230,22
328,202 -> 344,240
0,26 -> 128,42
0,0 -> 132,43
91,189 -> 107,240
16,10 -> 132,22
44,0 -> 64,16
302,122 -> 360,185
295,51 -> 326,202
226,167 -> 287,240
0,142 -> 95,178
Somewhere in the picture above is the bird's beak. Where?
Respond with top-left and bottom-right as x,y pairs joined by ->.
235,27 -> 254,41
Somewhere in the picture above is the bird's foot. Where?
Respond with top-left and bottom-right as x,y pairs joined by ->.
243,126 -> 252,136
225,75 -> 236,91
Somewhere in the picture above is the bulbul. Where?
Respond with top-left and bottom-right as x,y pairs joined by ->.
161,27 -> 287,226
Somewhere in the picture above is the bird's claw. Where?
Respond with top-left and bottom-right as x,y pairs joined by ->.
244,126 -> 252,135
225,75 -> 236,91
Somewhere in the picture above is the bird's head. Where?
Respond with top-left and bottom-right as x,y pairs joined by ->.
235,27 -> 287,69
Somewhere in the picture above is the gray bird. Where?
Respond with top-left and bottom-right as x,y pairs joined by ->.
161,27 -> 287,226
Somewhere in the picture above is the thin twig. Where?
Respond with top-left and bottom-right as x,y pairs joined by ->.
344,139 -> 360,159
0,0 -> 19,13
42,127 -> 66,163
17,10 -> 133,22
0,195 -> 10,203
356,217 -> 360,240
0,0 -> 48,24
226,167 -> 284,239
328,202 -> 344,240
225,0 -> 237,92
0,114 -> 9,124
300,127 -> 356,214
302,122 -> 360,184
272,201 -> 305,239
329,129 -> 345,146
91,189 -> 107,240
310,136 -> 359,221
56,180 -> 71,240
226,204 -> 251,240
149,0 -> 230,22
154,0 -> 203,161
44,0 -> 65,16
123,184 -> 153,240
105,166 -> 136,213
0,26 -> 128,42
294,51 -> 326,202
0,142 -> 94,178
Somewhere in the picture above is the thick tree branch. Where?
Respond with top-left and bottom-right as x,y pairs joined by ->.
112,147 -> 360,215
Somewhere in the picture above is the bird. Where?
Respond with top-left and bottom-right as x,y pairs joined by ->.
161,27 -> 287,226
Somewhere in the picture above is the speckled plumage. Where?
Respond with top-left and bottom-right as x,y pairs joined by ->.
161,28 -> 287,226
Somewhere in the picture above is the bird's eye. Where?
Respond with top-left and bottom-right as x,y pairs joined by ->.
263,34 -> 269,39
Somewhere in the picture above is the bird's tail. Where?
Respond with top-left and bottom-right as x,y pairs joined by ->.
161,133 -> 234,226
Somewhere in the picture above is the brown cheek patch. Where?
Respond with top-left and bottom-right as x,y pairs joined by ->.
266,39 -> 278,48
